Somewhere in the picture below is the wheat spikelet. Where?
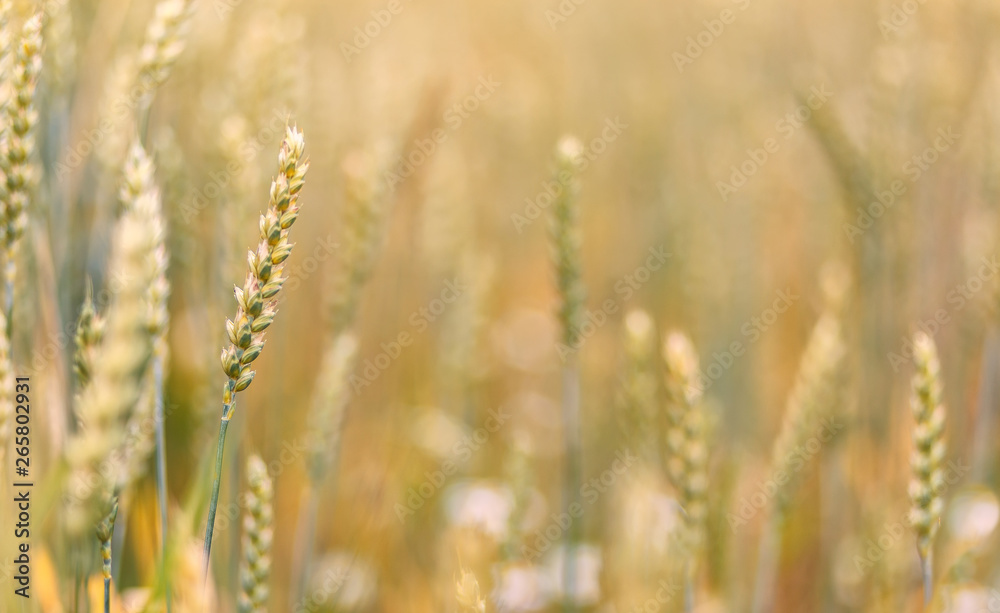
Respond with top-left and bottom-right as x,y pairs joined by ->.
239,455 -> 273,613
455,569 -> 486,613
0,13 -> 42,321
137,0 -> 195,96
73,283 -> 105,390
64,185 -> 159,536
550,136 -> 585,350
95,497 -> 118,584
909,331 -> 946,602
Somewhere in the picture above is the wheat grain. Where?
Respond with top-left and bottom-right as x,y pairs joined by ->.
909,331 -> 946,604
239,455 -> 273,613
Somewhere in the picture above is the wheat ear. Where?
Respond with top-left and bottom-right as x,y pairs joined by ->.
456,569 -> 487,613
119,141 -> 173,603
662,331 -> 708,612
909,331 -> 946,604
238,455 -> 273,613
619,309 -> 657,459
96,497 -> 119,613
204,125 -> 308,575
549,135 -> 585,613
64,173 -> 158,536
136,0 -> 194,105
0,13 -> 42,333
751,301 -> 845,613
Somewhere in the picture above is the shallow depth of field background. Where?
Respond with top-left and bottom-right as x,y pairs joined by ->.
15,0 -> 1000,610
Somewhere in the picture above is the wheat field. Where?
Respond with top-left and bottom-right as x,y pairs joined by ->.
1,0 -> 999,611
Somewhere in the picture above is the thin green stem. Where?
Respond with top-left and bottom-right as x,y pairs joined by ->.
561,364 -> 580,613
153,356 -> 171,612
203,413 -> 231,580
104,577 -> 110,613
920,550 -> 933,605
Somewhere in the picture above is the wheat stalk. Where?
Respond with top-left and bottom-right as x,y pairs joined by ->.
662,331 -> 708,612
238,455 -> 273,613
204,125 -> 309,575
0,12 -> 42,334
549,135 -> 585,613
0,309 -> 11,468
96,497 -> 119,613
909,331 -> 946,605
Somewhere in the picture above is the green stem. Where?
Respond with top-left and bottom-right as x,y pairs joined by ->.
561,364 -> 580,613
920,550 -> 933,605
104,577 -> 110,613
153,356 -> 171,612
203,414 -> 231,580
